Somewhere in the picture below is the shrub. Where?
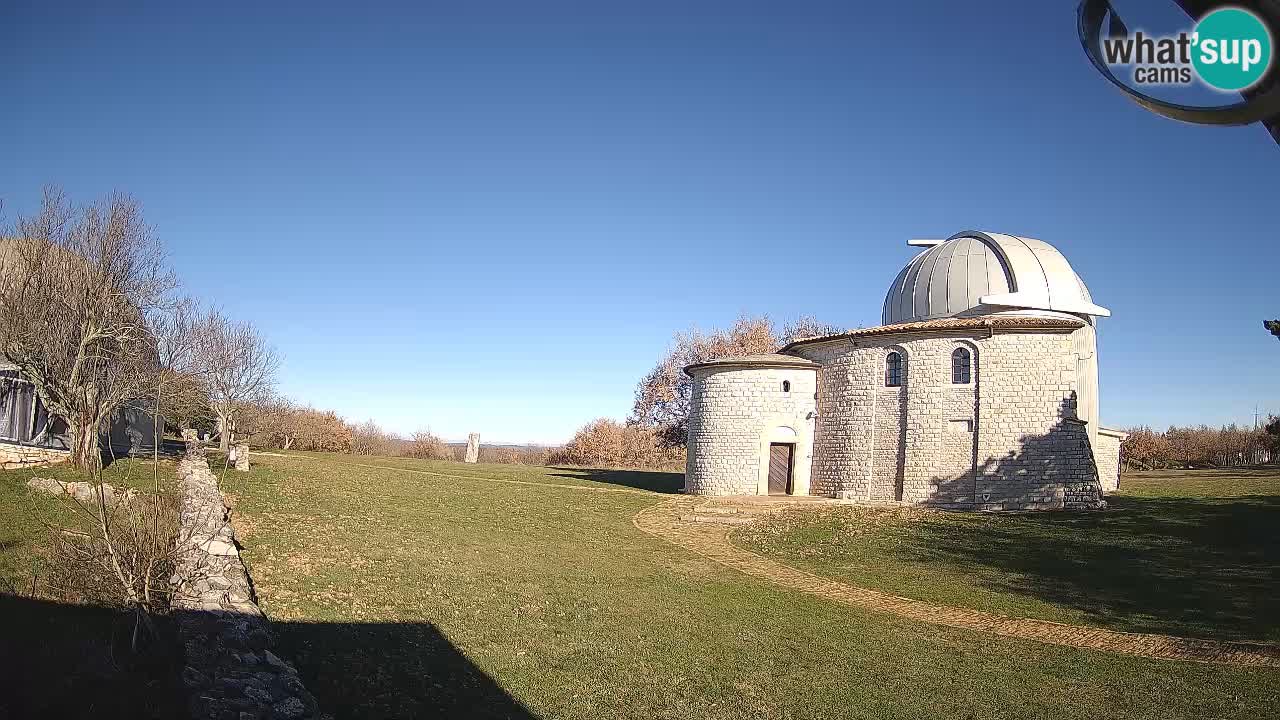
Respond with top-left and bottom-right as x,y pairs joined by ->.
407,431 -> 452,460
551,419 -> 685,470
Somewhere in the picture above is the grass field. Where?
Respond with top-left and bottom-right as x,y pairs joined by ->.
738,467 -> 1280,644
0,457 -> 184,719
207,453 -> 1278,719
0,457 -> 176,592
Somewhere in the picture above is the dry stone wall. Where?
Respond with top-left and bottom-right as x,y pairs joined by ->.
172,442 -> 320,720
0,443 -> 70,469
685,366 -> 817,495
1096,430 -> 1123,492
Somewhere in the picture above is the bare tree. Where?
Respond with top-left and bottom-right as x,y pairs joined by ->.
197,310 -> 279,452
350,419 -> 398,456
145,297 -> 209,479
0,187 -> 175,472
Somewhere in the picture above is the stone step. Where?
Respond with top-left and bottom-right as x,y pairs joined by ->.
695,507 -> 745,515
699,505 -> 780,516
678,514 -> 755,525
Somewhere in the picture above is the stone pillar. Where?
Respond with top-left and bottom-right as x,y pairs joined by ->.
464,433 -> 480,464
182,428 -> 199,443
234,443 -> 250,472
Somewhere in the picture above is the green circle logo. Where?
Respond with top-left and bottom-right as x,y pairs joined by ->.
1191,8 -> 1273,91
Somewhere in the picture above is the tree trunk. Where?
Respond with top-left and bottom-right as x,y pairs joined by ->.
218,414 -> 230,452
68,418 -> 103,474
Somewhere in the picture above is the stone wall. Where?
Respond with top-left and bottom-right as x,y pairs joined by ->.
172,442 -> 320,720
685,366 -> 817,495
1096,428 -> 1125,493
791,325 -> 1105,510
0,442 -> 70,469
795,334 -> 981,505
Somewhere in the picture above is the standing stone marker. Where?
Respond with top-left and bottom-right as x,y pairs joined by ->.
234,443 -> 250,472
464,433 -> 480,464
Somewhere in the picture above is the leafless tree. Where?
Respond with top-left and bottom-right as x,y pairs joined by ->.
250,398 -> 353,452
0,187 -> 175,472
197,310 -> 279,452
350,419 -> 402,456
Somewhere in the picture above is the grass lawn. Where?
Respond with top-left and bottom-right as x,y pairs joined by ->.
221,453 -> 1278,719
738,466 -> 1280,645
0,456 -> 177,592
0,456 -> 184,720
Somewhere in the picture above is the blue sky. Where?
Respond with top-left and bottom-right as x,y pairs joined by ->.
4,0 -> 1277,443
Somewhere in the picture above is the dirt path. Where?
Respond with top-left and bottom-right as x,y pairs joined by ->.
633,497 -> 1280,668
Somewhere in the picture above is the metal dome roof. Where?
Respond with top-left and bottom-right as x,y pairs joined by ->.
881,231 -> 1110,325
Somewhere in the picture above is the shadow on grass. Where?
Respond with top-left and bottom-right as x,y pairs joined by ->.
0,593 -> 185,720
898,492 -> 1280,642
547,466 -> 684,494
0,593 -> 538,720
275,618 -> 536,719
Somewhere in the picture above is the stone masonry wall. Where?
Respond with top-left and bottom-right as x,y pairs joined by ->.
974,331 -> 1102,510
1096,430 -> 1123,493
172,442 -> 321,720
685,366 -> 817,495
795,335 -> 979,505
0,442 -> 70,469
792,327 -> 1104,510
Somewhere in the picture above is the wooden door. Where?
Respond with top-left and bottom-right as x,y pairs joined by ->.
768,443 -> 793,495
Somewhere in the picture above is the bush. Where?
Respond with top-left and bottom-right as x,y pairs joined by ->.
549,419 -> 685,470
43,491 -> 180,612
483,447 -> 521,464
407,431 -> 452,460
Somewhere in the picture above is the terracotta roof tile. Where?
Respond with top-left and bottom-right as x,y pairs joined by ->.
683,353 -> 819,376
781,315 -> 1085,350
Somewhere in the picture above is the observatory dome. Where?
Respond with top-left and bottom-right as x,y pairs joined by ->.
881,231 -> 1109,326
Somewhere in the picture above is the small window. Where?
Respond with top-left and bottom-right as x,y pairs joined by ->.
885,352 -> 903,387
951,347 -> 972,384
781,380 -> 791,393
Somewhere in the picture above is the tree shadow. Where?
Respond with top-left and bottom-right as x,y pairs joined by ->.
0,593 -> 539,719
100,438 -> 187,469
546,466 -> 684,494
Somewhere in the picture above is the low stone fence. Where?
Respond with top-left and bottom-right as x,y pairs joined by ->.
0,443 -> 70,469
172,441 -> 320,720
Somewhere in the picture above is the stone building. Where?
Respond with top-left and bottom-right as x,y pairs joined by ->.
684,231 -> 1127,510
0,359 -> 165,468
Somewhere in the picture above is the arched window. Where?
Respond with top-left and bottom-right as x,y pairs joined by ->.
951,347 -> 972,384
885,352 -> 903,387
781,380 -> 791,393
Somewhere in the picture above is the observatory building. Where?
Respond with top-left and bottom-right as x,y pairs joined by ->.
683,231 -> 1126,510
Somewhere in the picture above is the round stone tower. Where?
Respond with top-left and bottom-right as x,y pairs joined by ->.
684,354 -> 818,496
